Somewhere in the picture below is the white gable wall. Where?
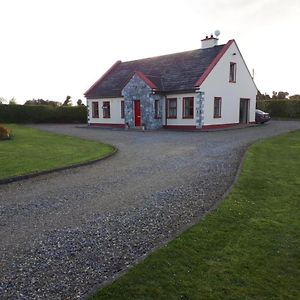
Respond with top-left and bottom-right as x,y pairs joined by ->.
200,42 -> 257,126
87,98 -> 124,125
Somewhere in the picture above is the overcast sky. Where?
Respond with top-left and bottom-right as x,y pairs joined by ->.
1,0 -> 299,104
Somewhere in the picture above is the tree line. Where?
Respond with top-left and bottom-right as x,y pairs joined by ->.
0,96 -> 85,106
257,91 -> 300,100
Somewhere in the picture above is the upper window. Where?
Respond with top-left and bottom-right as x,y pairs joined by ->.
167,98 -> 177,118
214,97 -> 222,118
121,101 -> 125,119
154,100 -> 160,119
183,97 -> 194,118
229,62 -> 237,82
102,101 -> 110,118
92,101 -> 99,118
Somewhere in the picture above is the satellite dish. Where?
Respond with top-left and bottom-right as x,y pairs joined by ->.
214,30 -> 221,37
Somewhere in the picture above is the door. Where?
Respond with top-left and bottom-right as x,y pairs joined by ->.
239,98 -> 249,124
134,100 -> 141,126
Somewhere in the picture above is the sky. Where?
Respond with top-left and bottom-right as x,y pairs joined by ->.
0,0 -> 299,105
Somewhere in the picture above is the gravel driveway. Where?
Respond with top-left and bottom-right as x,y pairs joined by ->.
1,121 -> 300,299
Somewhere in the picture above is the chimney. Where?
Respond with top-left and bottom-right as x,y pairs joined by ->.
201,34 -> 218,49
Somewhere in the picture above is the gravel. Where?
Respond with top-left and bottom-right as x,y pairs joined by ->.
1,121 -> 300,299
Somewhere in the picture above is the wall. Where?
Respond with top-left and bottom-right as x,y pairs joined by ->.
87,97 -> 124,125
200,41 -> 257,126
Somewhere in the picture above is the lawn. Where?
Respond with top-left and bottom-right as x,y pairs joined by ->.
0,124 -> 115,180
91,130 -> 300,300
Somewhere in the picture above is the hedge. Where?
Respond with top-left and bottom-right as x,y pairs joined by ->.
256,100 -> 300,119
0,104 -> 87,123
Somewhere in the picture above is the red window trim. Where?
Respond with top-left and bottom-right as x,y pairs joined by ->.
182,97 -> 194,119
92,101 -> 99,118
214,97 -> 222,118
103,101 -> 111,119
229,62 -> 237,83
167,98 -> 177,119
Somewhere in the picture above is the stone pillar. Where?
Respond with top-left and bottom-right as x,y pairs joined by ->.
195,91 -> 205,128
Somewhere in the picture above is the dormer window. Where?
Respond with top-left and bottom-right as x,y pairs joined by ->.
229,62 -> 236,82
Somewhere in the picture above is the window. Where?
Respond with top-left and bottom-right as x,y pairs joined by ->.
183,97 -> 194,118
214,97 -> 222,118
92,101 -> 99,118
167,98 -> 177,118
121,101 -> 125,119
154,100 -> 160,118
102,101 -> 110,118
229,62 -> 236,82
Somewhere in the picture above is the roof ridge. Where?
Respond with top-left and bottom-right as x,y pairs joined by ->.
121,45 -> 225,64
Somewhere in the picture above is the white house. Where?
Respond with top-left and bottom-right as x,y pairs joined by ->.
84,35 -> 257,130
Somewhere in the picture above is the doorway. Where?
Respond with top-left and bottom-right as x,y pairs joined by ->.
134,100 -> 141,126
239,98 -> 249,124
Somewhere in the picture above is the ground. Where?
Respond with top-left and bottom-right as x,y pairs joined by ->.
1,121 -> 300,299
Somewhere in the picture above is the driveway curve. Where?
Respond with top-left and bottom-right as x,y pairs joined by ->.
1,121 -> 300,299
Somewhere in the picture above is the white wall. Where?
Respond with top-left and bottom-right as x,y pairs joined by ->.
200,41 -> 257,126
87,97 -> 124,124
164,93 -> 197,126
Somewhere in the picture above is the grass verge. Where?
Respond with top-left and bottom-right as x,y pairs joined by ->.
0,124 -> 114,180
91,130 -> 300,300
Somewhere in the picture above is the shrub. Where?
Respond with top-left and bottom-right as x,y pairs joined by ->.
257,100 -> 300,119
0,124 -> 12,140
0,104 -> 87,123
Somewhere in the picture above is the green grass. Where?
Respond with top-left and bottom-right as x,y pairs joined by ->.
0,124 -> 114,180
91,131 -> 300,300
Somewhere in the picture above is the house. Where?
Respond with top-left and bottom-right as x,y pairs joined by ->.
84,35 -> 257,130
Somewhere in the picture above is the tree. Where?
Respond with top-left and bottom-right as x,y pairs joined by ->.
76,99 -> 85,106
0,97 -> 7,104
277,91 -> 289,99
24,99 -> 61,106
257,91 -> 271,100
272,91 -> 278,99
9,97 -> 17,105
62,95 -> 72,106
289,94 -> 300,100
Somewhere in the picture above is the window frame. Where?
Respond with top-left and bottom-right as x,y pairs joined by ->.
121,100 -> 125,119
92,101 -> 99,118
154,99 -> 161,119
102,101 -> 111,118
229,62 -> 237,83
213,97 -> 222,118
167,98 -> 177,119
182,97 -> 194,119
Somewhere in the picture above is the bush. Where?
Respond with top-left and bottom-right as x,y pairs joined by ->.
0,104 -> 87,123
257,100 -> 300,119
0,124 -> 12,140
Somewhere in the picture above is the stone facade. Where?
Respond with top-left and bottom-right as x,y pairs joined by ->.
122,74 -> 164,130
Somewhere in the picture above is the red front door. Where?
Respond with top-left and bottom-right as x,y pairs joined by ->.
134,100 -> 141,126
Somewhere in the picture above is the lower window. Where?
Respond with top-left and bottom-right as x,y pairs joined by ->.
183,97 -> 194,118
167,98 -> 177,118
121,101 -> 125,119
92,102 -> 99,118
103,101 -> 110,118
214,97 -> 222,118
154,100 -> 160,118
